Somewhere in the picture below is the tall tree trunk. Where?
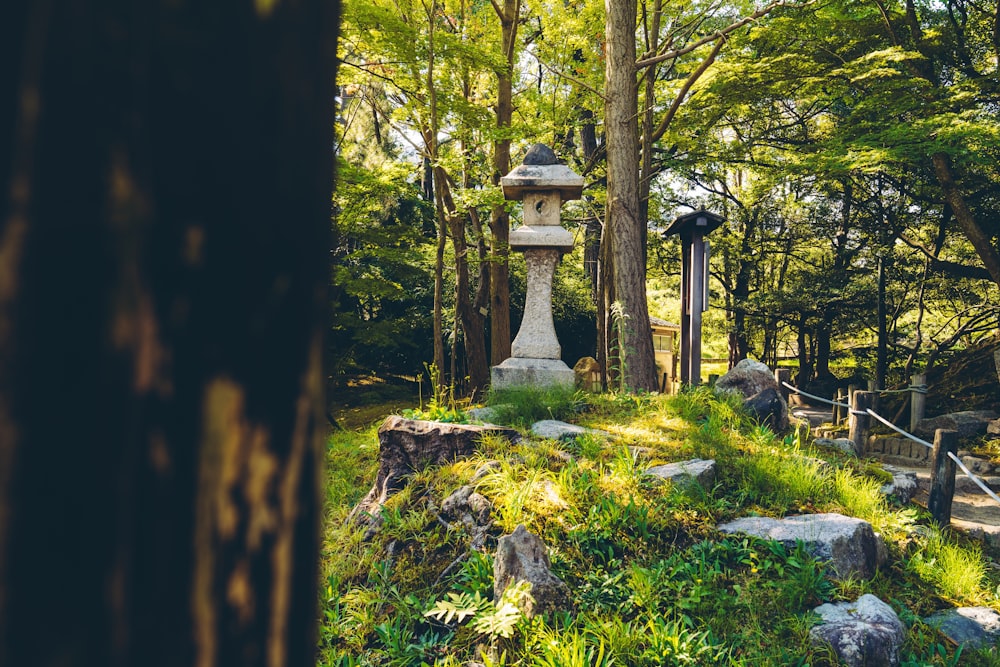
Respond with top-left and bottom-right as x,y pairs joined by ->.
815,313 -> 833,378
876,253 -> 888,389
0,1 -> 338,666
605,0 -> 658,392
580,106 -> 601,300
488,0 -> 521,367
796,315 -> 813,384
729,210 -> 755,365
438,169 -> 489,393
639,0 -> 663,234
424,8 -> 447,386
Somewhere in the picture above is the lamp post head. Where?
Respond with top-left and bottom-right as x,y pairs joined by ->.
663,209 -> 725,239
500,144 -> 584,203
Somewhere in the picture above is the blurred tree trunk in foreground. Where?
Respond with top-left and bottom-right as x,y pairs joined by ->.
0,2 -> 339,666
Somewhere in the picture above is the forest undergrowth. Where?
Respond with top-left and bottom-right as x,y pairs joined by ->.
320,386 -> 1000,666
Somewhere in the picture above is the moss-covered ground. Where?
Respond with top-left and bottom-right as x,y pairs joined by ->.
320,387 -> 1000,666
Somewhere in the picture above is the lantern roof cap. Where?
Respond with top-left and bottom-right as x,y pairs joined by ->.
501,144 -> 584,201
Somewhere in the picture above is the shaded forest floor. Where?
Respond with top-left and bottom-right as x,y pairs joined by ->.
330,376 -> 420,430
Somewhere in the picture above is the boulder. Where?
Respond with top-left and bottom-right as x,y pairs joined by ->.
494,525 -> 570,617
743,387 -> 789,432
810,595 -> 905,667
815,437 -> 858,456
645,459 -> 716,488
879,466 -> 918,504
715,359 -> 777,399
913,410 -> 999,441
573,356 -> 600,390
988,419 -> 1000,437
717,513 -> 887,580
349,416 -> 519,524
531,419 -> 608,441
925,607 -> 1000,649
961,456 -> 995,475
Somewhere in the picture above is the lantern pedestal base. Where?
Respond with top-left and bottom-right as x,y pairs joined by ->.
490,357 -> 575,390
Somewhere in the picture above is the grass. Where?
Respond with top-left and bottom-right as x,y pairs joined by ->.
318,386 -> 1000,666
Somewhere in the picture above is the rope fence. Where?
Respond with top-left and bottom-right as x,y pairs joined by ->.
873,383 -> 928,396
781,381 -> 1000,517
781,382 -> 850,410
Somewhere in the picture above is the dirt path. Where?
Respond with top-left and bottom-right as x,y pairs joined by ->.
892,464 -> 1000,536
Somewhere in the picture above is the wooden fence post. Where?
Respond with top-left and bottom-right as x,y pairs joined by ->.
848,391 -> 874,456
833,389 -> 845,425
928,429 -> 959,526
909,373 -> 927,433
775,368 -> 791,403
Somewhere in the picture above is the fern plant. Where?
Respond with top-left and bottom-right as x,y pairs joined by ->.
424,581 -> 531,639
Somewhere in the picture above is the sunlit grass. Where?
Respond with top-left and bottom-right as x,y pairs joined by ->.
318,385 -> 991,667
908,527 -> 992,604
832,466 -> 890,528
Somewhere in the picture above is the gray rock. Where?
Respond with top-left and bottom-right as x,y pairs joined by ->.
441,485 -> 493,527
471,460 -> 501,483
573,356 -> 601,390
815,437 -> 859,456
349,417 -> 519,525
956,475 -> 1000,495
715,359 -> 778,399
531,419 -> 607,441
925,607 -> 1000,649
961,456 -> 995,475
717,513 -> 887,580
744,387 -> 790,432
494,525 -> 570,617
880,466 -> 918,504
645,459 -> 717,488
810,595 -> 905,667
466,406 -> 503,423
468,493 -> 492,525
913,410 -> 999,440
988,419 -> 1000,436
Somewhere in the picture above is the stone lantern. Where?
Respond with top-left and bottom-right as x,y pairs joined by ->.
491,145 -> 583,389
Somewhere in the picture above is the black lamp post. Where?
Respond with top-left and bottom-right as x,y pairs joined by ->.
663,209 -> 725,385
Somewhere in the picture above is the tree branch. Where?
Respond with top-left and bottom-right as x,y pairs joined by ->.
634,0 -> 813,69
650,35 -> 725,142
